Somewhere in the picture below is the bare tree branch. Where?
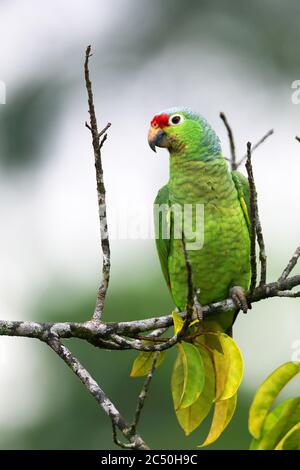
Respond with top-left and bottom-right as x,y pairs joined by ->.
84,45 -> 111,322
1,272 -> 299,349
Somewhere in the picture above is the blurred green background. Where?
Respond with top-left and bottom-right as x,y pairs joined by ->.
0,0 -> 299,450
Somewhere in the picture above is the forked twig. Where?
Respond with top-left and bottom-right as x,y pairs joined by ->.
220,112 -> 273,170
237,129 -> 273,168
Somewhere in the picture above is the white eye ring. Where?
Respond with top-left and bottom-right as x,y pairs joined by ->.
169,114 -> 184,126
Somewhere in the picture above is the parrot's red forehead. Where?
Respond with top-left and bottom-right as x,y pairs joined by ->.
151,113 -> 169,128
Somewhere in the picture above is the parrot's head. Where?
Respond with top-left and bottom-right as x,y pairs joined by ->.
148,107 -> 221,160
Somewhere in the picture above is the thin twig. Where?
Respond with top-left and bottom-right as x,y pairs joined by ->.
132,336 -> 168,343
84,45 -> 111,322
130,327 -> 168,340
237,129 -> 274,168
110,332 -> 179,352
130,353 -> 159,434
99,122 -> 111,138
246,142 -> 257,294
246,141 -> 267,287
180,237 -> 194,335
278,245 -> 300,281
220,112 -> 237,171
47,335 -> 149,449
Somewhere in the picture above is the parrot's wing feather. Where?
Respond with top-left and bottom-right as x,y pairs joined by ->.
154,184 -> 171,288
231,170 -> 251,231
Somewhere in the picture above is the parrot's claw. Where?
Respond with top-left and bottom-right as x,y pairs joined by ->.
193,294 -> 203,321
229,286 -> 251,314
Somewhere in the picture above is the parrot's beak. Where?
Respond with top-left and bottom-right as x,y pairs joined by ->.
148,127 -> 167,153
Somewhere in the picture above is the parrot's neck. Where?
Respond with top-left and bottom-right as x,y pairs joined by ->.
168,152 -> 232,204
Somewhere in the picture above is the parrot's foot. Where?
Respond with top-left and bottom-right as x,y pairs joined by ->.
193,295 -> 203,321
229,286 -> 251,314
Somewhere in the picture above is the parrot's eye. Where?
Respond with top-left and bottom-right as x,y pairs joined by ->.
169,114 -> 184,126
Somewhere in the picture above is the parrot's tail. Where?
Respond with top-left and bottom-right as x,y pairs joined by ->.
225,326 -> 233,337
225,309 -> 240,337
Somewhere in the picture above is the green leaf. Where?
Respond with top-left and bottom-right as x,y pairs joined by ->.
249,361 -> 300,439
171,342 -> 205,411
130,351 -> 166,377
173,345 -> 215,435
206,332 -> 244,401
202,334 -> 225,400
275,422 -> 300,450
218,334 -> 243,400
198,393 -> 237,447
250,398 -> 300,450
172,311 -> 184,334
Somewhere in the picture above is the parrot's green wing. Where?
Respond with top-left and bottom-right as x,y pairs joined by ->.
155,172 -> 250,289
231,171 -> 251,231
154,184 -> 171,289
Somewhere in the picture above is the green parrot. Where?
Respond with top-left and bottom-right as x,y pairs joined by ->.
148,107 -> 251,335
